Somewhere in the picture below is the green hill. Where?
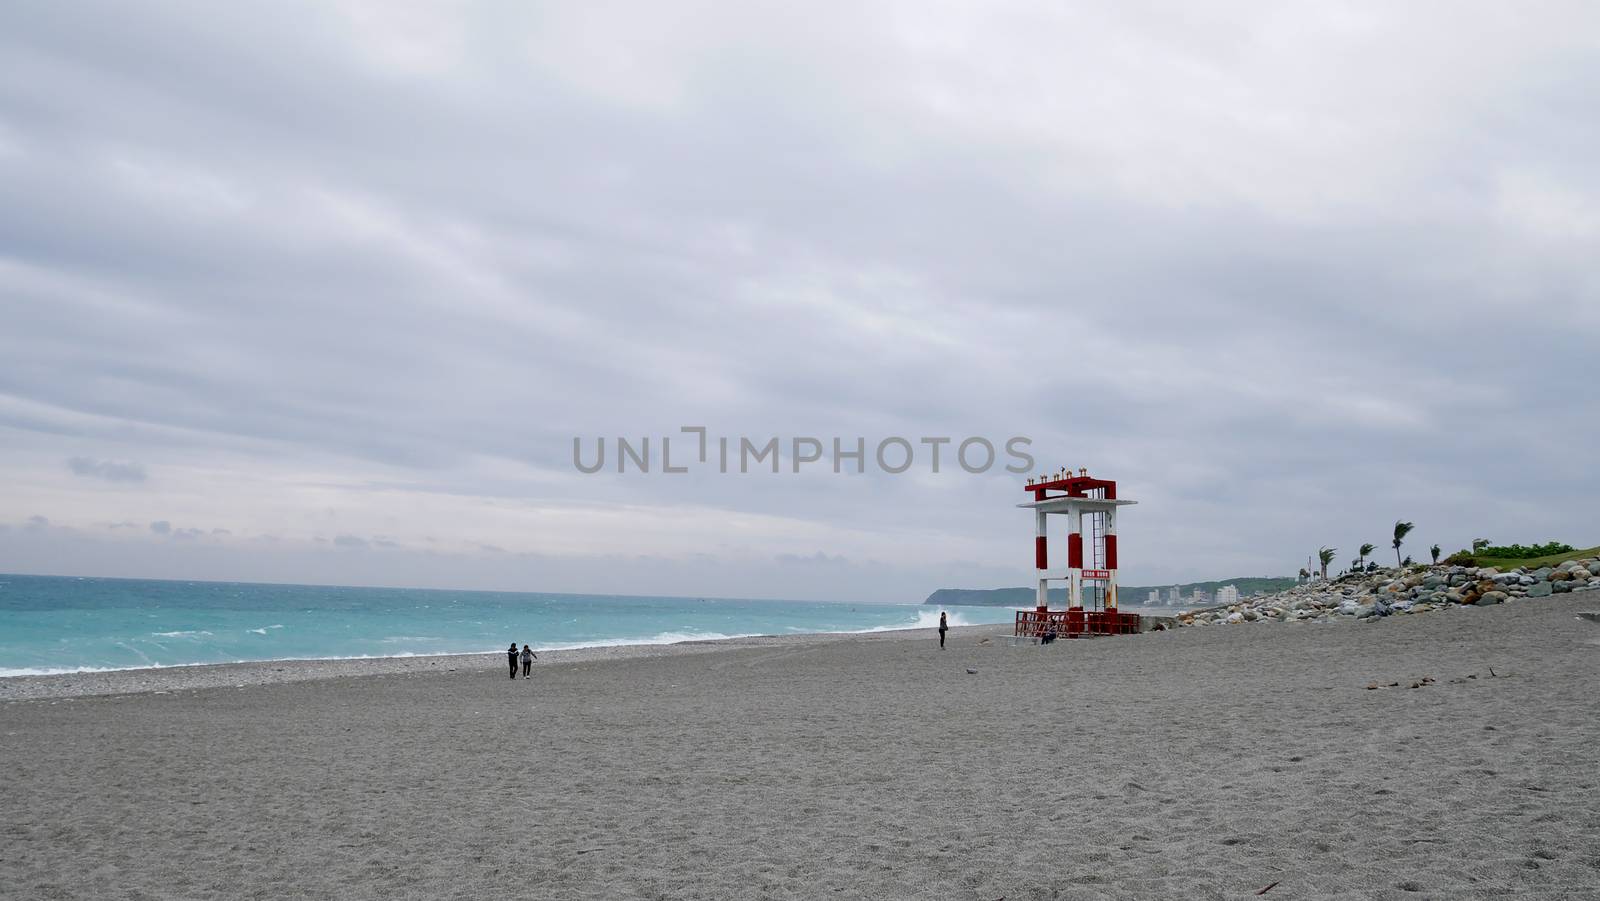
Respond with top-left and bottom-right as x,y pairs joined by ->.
925,576 -> 1297,607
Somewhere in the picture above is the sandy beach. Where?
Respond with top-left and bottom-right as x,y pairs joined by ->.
4,600 -> 1598,900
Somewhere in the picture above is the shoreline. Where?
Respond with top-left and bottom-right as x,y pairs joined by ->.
0,623 -> 1010,703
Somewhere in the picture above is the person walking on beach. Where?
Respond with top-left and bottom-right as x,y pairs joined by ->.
938,611 -> 948,649
520,644 -> 537,678
507,642 -> 519,680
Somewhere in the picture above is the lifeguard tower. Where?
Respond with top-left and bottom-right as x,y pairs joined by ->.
1015,468 -> 1142,639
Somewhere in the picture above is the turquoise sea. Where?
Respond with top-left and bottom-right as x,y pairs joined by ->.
0,573 -> 1023,676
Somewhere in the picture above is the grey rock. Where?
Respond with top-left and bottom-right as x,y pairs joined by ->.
1532,567 -> 1553,581
1476,591 -> 1508,606
1554,580 -> 1574,594
1527,582 -> 1553,598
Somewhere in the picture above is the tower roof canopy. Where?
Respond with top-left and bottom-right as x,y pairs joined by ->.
1017,497 -> 1137,514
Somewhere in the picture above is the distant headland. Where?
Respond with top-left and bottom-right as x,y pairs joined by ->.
925,576 -> 1297,607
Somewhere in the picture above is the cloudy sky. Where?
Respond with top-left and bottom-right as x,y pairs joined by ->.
2,2 -> 1596,602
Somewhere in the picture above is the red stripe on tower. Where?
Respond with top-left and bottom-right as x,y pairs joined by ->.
1105,534 -> 1118,570
1035,536 -> 1048,570
1068,533 -> 1083,569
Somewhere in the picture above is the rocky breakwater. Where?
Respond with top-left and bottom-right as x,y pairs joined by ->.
1176,555 -> 1600,627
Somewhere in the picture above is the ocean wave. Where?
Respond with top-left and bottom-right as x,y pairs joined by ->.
533,630 -> 762,651
2,606 -> 1016,677
0,664 -> 154,677
854,609 -> 976,633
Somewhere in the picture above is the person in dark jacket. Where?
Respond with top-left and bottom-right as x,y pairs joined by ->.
507,642 -> 519,680
938,611 -> 948,649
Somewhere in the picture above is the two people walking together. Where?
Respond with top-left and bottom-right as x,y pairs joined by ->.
507,642 -> 537,679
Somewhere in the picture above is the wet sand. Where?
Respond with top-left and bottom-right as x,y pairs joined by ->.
3,601 -> 1598,899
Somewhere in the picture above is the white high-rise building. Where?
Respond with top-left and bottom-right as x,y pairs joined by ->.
1167,586 -> 1182,604
1216,584 -> 1240,605
1147,590 -> 1160,606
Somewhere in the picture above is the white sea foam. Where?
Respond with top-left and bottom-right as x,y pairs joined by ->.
854,609 -> 976,633
0,664 -> 155,677
151,630 -> 214,638
533,630 -> 761,652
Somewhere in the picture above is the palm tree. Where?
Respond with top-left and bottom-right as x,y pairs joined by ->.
1472,538 -> 1491,553
1298,567 -> 1310,583
1392,521 -> 1414,568
1430,543 -> 1441,564
1318,546 -> 1337,581
1358,542 -> 1375,569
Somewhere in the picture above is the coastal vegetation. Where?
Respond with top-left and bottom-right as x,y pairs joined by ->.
1391,520 -> 1415,569
1444,542 -> 1597,571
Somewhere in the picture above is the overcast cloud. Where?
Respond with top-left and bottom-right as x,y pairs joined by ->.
1,1 -> 1596,601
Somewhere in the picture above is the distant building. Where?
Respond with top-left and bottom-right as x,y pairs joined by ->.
1191,587 -> 1209,604
1216,584 -> 1240,605
1147,590 -> 1160,606
1167,586 -> 1182,605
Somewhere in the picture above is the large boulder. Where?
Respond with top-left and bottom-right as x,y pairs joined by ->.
1527,581 -> 1554,598
1476,591 -> 1508,606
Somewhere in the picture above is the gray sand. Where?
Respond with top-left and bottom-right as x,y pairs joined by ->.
4,602 -> 1598,899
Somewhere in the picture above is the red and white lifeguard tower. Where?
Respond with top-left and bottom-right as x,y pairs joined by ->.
1015,467 -> 1142,638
